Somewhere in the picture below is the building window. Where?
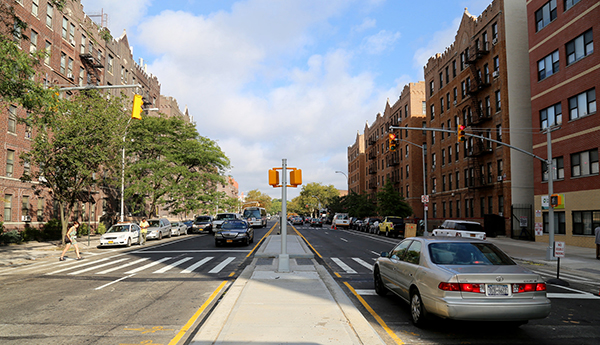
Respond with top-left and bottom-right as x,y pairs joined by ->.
487,162 -> 493,183
449,201 -> 453,218
571,149 -> 599,177
44,41 -> 51,65
69,23 -> 75,45
430,104 -> 435,120
8,105 -> 17,134
493,56 -> 499,72
455,143 -> 459,161
495,90 -> 501,111
565,0 -> 581,11
22,196 -> 29,218
535,0 -> 557,32
37,197 -> 44,221
60,52 -> 66,74
442,202 -> 446,218
492,23 -> 498,40
32,0 -> 39,17
542,157 -> 564,181
461,81 -> 466,99
497,159 -> 503,178
452,60 -> 456,77
61,17 -> 68,39
456,199 -> 461,218
432,203 -> 437,218
496,124 -> 502,142
566,29 -> 593,65
448,146 -> 452,165
442,175 -> 446,192
543,211 -> 565,234
538,50 -> 559,81
568,88 -> 596,120
540,102 -> 562,129
30,30 -> 38,53
6,150 -> 15,177
498,195 -> 504,216
4,195 -> 12,222
572,210 -> 599,235
67,57 -> 73,78
432,178 -> 437,193
46,4 -> 53,28
440,98 -> 445,114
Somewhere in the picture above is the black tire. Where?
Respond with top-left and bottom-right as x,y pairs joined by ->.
158,232 -> 162,240
373,268 -> 388,296
126,238 -> 131,247
410,290 -> 428,327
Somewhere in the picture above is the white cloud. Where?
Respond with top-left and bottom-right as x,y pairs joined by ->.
361,30 -> 401,55
412,16 -> 462,71
354,18 -> 376,33
80,0 -> 152,36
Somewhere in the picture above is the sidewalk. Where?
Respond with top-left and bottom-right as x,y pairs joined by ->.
190,235 -> 386,345
0,235 -> 102,267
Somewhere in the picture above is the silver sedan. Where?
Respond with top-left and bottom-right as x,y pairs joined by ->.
373,237 -> 551,326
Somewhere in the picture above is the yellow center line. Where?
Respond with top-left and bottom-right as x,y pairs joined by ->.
343,282 -> 405,345
290,225 -> 323,258
168,280 -> 228,345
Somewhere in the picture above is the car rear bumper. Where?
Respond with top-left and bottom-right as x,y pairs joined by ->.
99,239 -> 132,246
430,297 -> 551,321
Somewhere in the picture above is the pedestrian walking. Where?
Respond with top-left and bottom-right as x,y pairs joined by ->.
140,217 -> 149,245
595,225 -> 600,260
59,221 -> 82,261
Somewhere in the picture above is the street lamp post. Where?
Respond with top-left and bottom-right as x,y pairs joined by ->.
335,170 -> 348,191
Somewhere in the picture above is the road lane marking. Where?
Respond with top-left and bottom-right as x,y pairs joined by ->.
46,257 -> 111,275
124,257 -> 172,274
208,257 -> 235,273
344,282 -> 404,345
352,258 -> 374,271
331,258 -> 357,274
68,258 -> 128,275
168,280 -> 228,345
181,257 -> 214,274
153,257 -> 193,273
355,289 -> 378,295
95,274 -> 134,290
96,258 -> 148,274
290,226 -> 322,258
340,238 -> 348,242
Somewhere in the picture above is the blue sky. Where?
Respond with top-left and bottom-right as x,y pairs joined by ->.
81,0 -> 491,200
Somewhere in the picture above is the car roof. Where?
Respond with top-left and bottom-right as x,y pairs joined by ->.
443,219 -> 481,224
406,236 -> 487,244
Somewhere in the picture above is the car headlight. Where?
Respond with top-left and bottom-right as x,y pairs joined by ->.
214,232 -> 223,238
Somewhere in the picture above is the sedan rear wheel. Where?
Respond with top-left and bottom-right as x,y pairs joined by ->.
126,238 -> 131,247
410,290 -> 427,327
373,268 -> 387,296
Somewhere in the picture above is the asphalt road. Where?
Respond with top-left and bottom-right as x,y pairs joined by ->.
293,223 -> 600,345
0,225 -> 273,345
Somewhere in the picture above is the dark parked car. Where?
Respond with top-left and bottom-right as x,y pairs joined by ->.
360,217 -> 381,232
214,219 -> 254,246
310,218 -> 323,227
190,215 -> 213,233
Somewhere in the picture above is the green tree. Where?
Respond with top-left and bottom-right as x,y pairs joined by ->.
125,116 -> 229,218
345,191 -> 376,218
377,179 -> 413,217
245,190 -> 272,210
21,91 -> 128,242
268,199 -> 281,216
296,182 -> 338,217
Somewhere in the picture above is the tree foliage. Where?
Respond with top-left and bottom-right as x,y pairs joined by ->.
245,190 -> 272,210
21,91 -> 128,241
376,179 -> 413,217
125,116 -> 230,217
292,182 -> 338,216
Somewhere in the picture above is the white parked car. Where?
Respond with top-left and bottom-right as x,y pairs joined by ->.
146,218 -> 172,240
432,220 -> 486,240
212,213 -> 241,230
99,222 -> 141,247
170,221 -> 188,236
332,213 -> 350,228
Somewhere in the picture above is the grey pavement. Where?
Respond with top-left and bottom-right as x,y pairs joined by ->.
1,231 -> 599,344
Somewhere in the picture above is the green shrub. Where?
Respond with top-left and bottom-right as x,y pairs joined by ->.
78,223 -> 90,236
22,226 -> 43,242
96,223 -> 106,235
41,219 -> 63,241
0,230 -> 22,244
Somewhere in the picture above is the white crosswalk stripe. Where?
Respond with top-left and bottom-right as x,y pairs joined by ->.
69,258 -> 128,275
96,258 -> 148,274
208,257 -> 235,273
352,258 -> 374,271
47,257 -> 111,275
332,257 -> 357,274
124,257 -> 172,274
181,257 -> 214,274
153,257 -> 193,273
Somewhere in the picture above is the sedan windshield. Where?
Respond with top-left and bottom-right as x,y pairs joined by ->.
195,216 -> 211,222
216,214 -> 236,220
148,220 -> 160,227
429,242 -> 516,265
107,225 -> 130,233
221,221 -> 248,230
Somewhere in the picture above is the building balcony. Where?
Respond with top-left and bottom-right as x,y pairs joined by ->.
466,140 -> 493,157
465,42 -> 489,65
467,107 -> 493,126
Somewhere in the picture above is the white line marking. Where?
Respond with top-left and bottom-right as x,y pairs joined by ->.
547,293 -> 600,299
352,258 -> 374,271
370,251 -> 380,256
95,274 -> 134,290
355,289 -> 378,295
96,258 -> 148,274
46,257 -> 111,275
124,257 -> 172,274
181,257 -> 214,274
153,257 -> 193,273
340,238 -> 348,242
68,258 -> 128,275
208,257 -> 235,274
129,250 -> 251,253
331,258 -> 357,274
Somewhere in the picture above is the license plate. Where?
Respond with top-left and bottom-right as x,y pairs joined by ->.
108,241 -> 113,244
469,234 -> 476,237
226,239 -> 233,243
486,284 -> 509,296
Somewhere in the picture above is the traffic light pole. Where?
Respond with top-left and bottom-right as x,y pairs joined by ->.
279,159 -> 290,272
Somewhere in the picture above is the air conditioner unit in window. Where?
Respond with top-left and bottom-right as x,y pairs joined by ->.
21,215 -> 31,222
431,189 -> 436,194
453,100 -> 457,106
492,70 -> 499,78
497,176 -> 503,182
492,37 -> 498,45
67,73 -> 74,80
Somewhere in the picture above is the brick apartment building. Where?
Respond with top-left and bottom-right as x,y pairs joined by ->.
2,0 -> 161,231
348,132 -> 366,194
358,82 -> 427,221
424,0 -> 533,236
527,0 -> 599,248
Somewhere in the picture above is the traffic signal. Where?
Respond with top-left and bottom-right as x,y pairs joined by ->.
290,169 -> 302,187
131,94 -> 143,120
388,133 -> 398,151
550,194 -> 561,207
268,169 -> 280,187
457,124 -> 466,142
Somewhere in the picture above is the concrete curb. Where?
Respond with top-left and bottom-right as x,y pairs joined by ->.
254,235 -> 314,259
315,260 -> 386,345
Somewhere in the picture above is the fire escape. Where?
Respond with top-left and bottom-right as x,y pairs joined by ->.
464,41 -> 495,190
79,48 -> 104,85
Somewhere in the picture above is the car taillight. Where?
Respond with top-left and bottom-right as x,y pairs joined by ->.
438,282 -> 485,293
513,283 -> 546,293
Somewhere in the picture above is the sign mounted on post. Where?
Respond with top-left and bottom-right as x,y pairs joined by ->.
554,241 -> 565,258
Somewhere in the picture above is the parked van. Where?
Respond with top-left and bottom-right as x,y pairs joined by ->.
332,213 -> 350,228
242,207 -> 267,228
